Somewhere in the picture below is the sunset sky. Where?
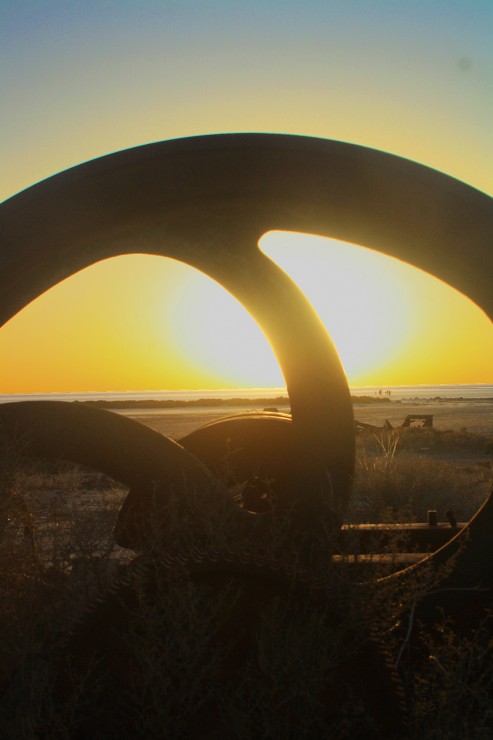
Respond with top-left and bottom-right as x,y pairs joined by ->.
1,1 -> 492,393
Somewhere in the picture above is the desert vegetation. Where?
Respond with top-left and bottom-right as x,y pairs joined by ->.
0,424 -> 492,738
351,426 -> 492,523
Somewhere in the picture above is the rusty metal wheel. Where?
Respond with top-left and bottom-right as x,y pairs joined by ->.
2,133 -> 491,523
3,133 -> 492,523
1,133 -> 493,735
179,412 -> 294,510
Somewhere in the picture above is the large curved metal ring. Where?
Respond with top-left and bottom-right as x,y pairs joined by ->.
1,134 -> 492,522
0,400 -> 250,549
2,135 -> 491,731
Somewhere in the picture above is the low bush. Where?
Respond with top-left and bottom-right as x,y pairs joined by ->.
351,429 -> 492,523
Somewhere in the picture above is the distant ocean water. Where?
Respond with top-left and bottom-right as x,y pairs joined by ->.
352,384 -> 493,401
2,386 -> 493,437
1,384 -> 492,405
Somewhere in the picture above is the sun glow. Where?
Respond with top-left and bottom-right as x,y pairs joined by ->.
167,269 -> 283,389
2,1 -> 492,394
0,231 -> 492,393
261,232 -> 413,382
168,233 -> 415,386
260,232 -> 493,385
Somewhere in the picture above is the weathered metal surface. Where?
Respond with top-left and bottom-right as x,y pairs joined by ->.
0,400 -> 221,493
401,414 -> 433,428
1,134 -> 493,733
3,134 -> 493,516
2,135 -> 492,326
0,400 -> 252,550
1,132 -> 492,586
179,412 -> 295,506
390,488 -> 493,592
339,521 -> 464,554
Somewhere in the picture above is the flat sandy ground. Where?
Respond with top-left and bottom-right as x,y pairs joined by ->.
118,400 -> 493,440
354,400 -> 493,435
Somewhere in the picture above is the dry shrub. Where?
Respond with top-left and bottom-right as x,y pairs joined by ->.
357,427 -> 493,457
351,430 -> 492,523
0,448 -> 129,736
409,614 -> 493,739
1,426 -> 493,738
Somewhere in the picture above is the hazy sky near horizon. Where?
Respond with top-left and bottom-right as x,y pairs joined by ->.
1,0 -> 492,391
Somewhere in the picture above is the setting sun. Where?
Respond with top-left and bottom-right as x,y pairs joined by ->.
0,230 -> 491,393
2,6 -> 493,734
1,1 -> 492,394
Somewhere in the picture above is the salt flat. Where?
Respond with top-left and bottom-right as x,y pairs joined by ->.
119,400 -> 493,440
353,400 -> 493,436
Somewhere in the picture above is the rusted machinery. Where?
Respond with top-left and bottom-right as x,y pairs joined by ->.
1,134 -> 492,736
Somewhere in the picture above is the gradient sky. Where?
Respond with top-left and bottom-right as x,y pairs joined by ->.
1,1 -> 492,392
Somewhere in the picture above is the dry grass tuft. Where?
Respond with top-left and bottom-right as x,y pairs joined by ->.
351,428 -> 492,523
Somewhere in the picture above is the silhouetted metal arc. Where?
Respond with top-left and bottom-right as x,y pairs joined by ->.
0,401 -> 249,547
2,134 -> 493,516
382,488 -> 493,597
2,134 -> 492,323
